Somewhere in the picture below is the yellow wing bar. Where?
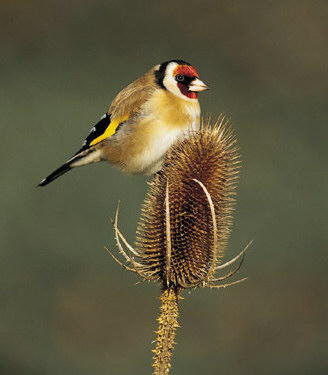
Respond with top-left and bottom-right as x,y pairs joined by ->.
90,116 -> 128,146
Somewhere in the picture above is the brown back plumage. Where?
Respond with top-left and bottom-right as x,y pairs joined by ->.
108,67 -> 157,120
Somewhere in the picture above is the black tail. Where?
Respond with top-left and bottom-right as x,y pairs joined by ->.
38,148 -> 100,187
38,161 -> 72,187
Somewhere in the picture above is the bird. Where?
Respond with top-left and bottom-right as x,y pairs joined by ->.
38,59 -> 208,187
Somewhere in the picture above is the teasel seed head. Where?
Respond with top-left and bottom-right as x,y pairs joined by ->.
134,115 -> 241,289
107,115 -> 250,375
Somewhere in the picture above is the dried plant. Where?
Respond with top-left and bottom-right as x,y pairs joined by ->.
106,115 -> 250,375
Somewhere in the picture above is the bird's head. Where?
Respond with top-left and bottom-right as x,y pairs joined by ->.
155,60 -> 208,100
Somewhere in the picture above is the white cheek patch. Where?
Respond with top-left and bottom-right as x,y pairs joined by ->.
163,62 -> 197,101
162,63 -> 179,95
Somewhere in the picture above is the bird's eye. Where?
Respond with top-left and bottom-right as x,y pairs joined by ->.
176,74 -> 185,82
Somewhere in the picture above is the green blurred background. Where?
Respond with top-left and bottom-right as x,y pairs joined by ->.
1,1 -> 327,374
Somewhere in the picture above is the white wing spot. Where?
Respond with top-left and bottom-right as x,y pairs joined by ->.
100,114 -> 106,119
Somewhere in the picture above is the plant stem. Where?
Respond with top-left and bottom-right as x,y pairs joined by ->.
152,287 -> 182,375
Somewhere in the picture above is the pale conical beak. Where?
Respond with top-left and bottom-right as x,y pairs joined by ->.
188,78 -> 209,92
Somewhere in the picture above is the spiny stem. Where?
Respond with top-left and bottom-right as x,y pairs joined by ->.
152,287 -> 182,375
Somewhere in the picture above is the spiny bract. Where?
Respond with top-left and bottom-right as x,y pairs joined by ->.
136,115 -> 240,288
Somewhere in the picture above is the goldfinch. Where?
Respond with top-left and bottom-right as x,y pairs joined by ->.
38,59 -> 208,186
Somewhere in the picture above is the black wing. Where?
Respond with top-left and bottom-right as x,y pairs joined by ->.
74,113 -> 112,155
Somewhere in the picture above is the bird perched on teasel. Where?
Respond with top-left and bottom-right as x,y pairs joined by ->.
38,60 -> 208,186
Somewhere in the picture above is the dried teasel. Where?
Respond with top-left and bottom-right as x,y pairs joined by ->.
107,115 -> 250,375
